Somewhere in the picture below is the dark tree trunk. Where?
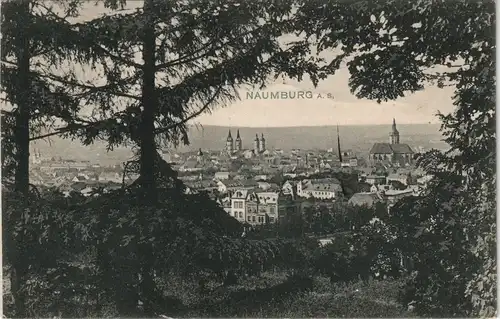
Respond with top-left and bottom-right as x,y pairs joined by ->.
10,2 -> 32,317
139,0 -> 158,203
14,1 -> 31,197
137,0 -> 158,315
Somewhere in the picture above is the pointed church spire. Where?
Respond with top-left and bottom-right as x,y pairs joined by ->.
390,118 -> 400,144
236,129 -> 240,139
392,118 -> 399,132
336,124 -> 347,197
227,129 -> 232,139
337,125 -> 343,163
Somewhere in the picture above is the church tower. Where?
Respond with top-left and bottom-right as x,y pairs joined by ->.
197,148 -> 204,162
389,118 -> 400,144
253,134 -> 260,154
226,130 -> 234,154
259,133 -> 266,152
235,129 -> 242,152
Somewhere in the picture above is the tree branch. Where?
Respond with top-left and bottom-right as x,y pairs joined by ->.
154,25 -> 266,71
38,72 -> 141,100
2,59 -> 140,100
96,44 -> 144,69
154,85 -> 223,135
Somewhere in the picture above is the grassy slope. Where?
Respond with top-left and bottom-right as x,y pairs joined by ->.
3,271 -> 414,318
161,272 -> 414,318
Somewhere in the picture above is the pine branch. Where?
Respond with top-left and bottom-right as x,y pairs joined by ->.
154,84 -> 223,135
95,44 -> 144,69
38,72 -> 141,100
154,25 -> 266,71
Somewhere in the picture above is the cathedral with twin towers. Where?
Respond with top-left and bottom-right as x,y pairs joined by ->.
226,130 -> 266,155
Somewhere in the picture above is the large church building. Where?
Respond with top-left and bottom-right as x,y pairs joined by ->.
226,130 -> 266,155
369,119 -> 414,166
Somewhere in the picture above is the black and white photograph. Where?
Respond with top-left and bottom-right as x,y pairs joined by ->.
1,0 -> 496,318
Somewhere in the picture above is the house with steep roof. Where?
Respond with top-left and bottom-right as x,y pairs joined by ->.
71,173 -> 91,183
214,171 -> 232,180
228,186 -> 284,226
282,180 -> 298,196
184,180 -> 218,194
179,160 -> 203,172
217,179 -> 258,193
387,173 -> 410,186
242,190 -> 281,225
296,178 -> 343,200
230,189 -> 249,222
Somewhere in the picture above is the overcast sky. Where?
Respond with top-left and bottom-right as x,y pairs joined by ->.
75,1 -> 456,128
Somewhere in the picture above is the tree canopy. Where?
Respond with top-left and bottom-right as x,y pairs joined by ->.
294,0 -> 495,316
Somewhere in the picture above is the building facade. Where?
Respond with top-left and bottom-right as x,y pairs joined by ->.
296,178 -> 343,200
230,189 -> 281,225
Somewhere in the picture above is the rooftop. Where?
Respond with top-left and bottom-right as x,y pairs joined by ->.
370,143 -> 414,154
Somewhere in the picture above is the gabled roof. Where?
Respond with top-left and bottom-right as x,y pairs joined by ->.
390,144 -> 414,154
256,192 -> 279,204
369,143 -> 414,154
303,183 -> 343,192
302,178 -> 342,192
309,178 -> 341,185
369,143 -> 394,154
220,179 -> 258,188
231,189 -> 249,199
185,180 -> 217,189
283,180 -> 298,186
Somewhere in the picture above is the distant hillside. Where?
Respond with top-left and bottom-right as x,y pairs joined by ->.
31,124 -> 447,165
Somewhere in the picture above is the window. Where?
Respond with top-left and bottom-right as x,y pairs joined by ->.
239,212 -> 243,218
234,201 -> 243,209
247,216 -> 251,221
269,217 -> 275,223
252,216 -> 256,222
270,206 -> 275,214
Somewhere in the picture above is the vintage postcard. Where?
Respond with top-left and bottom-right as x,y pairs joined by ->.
1,0 -> 496,318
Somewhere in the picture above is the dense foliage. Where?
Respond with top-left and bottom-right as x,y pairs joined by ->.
296,0 -> 496,316
4,164 -> 321,317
